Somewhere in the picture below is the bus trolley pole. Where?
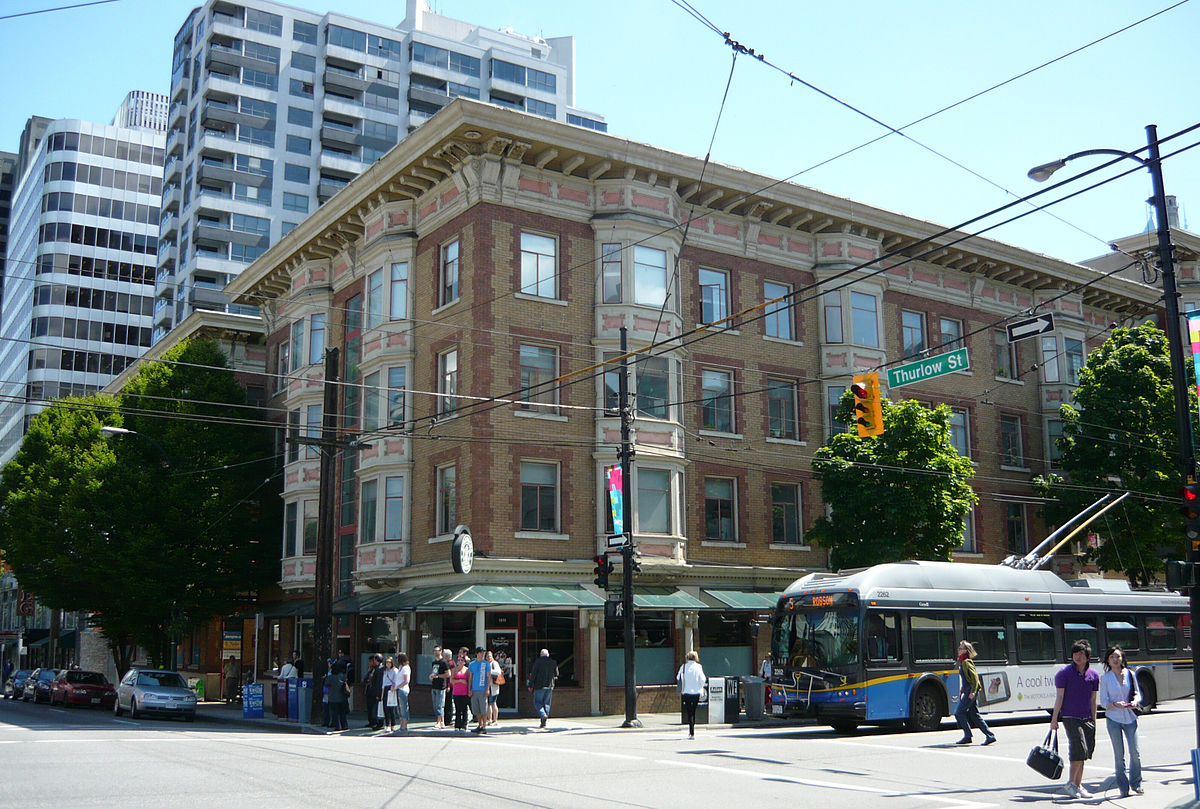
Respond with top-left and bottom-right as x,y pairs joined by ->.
618,328 -> 641,728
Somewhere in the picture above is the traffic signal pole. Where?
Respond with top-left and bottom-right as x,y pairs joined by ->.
618,328 -> 641,728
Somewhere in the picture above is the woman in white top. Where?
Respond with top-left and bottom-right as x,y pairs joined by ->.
380,657 -> 400,732
486,650 -> 502,726
676,650 -> 706,739
394,652 -> 411,732
1098,645 -> 1142,798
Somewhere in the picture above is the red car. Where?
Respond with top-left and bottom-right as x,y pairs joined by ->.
49,670 -> 117,709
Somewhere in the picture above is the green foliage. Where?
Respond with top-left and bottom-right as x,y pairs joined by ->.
809,395 -> 978,570
0,339 -> 280,670
1033,323 -> 1192,584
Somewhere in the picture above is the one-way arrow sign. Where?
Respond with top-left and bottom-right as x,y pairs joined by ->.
1006,313 -> 1055,343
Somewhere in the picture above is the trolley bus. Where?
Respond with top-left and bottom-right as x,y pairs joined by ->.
768,560 -> 1191,732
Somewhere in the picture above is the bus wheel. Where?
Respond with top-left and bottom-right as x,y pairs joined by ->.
829,719 -> 858,734
1136,672 -> 1157,711
907,685 -> 943,732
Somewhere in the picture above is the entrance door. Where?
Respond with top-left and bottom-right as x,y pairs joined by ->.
485,631 -> 518,712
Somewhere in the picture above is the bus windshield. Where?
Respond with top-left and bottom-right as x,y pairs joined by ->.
773,607 -> 860,670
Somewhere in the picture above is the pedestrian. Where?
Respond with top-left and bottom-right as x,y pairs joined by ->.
526,648 -> 558,729
430,646 -> 449,728
677,650 -> 706,739
468,647 -> 491,734
364,653 -> 384,730
291,650 -> 305,680
442,649 -> 456,728
394,652 -> 411,733
953,640 -> 996,746
326,661 -> 349,731
486,650 -> 502,726
222,655 -> 240,703
450,654 -> 471,732
278,657 -> 298,681
320,658 -> 333,727
758,654 -> 772,679
1050,639 -> 1100,799
1099,645 -> 1143,798
381,656 -> 399,732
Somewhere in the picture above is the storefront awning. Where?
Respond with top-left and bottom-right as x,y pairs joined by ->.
631,587 -> 708,610
702,589 -> 779,610
361,584 -> 605,613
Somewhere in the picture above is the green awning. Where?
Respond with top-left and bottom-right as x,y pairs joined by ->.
361,584 -> 605,613
631,587 -> 708,610
702,589 -> 779,610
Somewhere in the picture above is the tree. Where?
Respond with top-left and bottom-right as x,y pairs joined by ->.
808,395 -> 978,570
0,339 -> 280,673
1034,323 -> 1193,584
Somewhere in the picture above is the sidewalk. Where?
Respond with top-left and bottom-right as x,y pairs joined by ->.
196,698 -> 783,736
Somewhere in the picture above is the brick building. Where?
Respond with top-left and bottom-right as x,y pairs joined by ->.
224,99 -> 1161,716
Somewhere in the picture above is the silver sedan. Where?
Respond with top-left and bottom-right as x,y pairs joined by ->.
114,668 -> 197,721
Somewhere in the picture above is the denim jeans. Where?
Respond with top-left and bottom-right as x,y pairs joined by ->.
533,687 -> 553,719
431,687 -> 446,718
1107,717 -> 1141,793
954,694 -> 993,740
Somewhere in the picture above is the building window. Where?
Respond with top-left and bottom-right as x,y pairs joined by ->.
284,163 -> 309,184
387,367 -> 406,426
436,465 -> 456,534
949,408 -> 969,458
633,245 -> 667,307
360,479 -> 378,544
286,409 -> 299,463
384,476 -> 405,541
286,134 -> 311,155
767,378 -> 798,440
827,385 -> 847,437
389,262 -> 408,320
519,344 -> 557,412
302,499 -> 318,554
902,310 -> 926,358
520,461 -> 558,532
277,339 -> 290,382
1006,503 -> 1027,554
520,232 -> 556,298
440,240 -> 459,306
1047,419 -> 1063,467
994,330 -> 1016,379
366,269 -> 383,328
438,349 -> 457,417
305,404 -> 321,460
824,293 -> 843,343
282,192 -> 308,213
764,281 -> 792,340
771,483 -> 801,545
637,467 -> 672,534
601,243 -> 621,303
851,291 -> 879,347
701,369 -> 734,433
309,314 -> 325,365
1040,336 -> 1060,383
284,501 -> 298,557
1000,414 -> 1023,466
636,356 -> 669,420
699,268 -> 728,324
960,509 -> 977,553
939,317 -> 964,352
704,477 -> 736,541
293,19 -> 317,44
290,319 -> 304,371
1064,337 -> 1084,384
362,371 -> 381,430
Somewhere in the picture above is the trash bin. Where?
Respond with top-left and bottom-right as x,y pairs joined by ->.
296,678 -> 313,724
742,676 -> 764,720
287,679 -> 299,721
273,680 -> 288,719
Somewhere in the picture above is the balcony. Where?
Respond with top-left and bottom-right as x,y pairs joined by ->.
195,221 -> 267,249
407,86 -> 450,112
207,42 -> 277,76
161,183 -> 181,213
323,65 -> 369,94
319,123 -> 361,148
168,103 -> 186,131
163,155 -> 182,184
317,177 -> 349,203
189,284 -> 229,310
165,128 -> 185,158
201,99 -> 271,131
318,149 -> 363,174
160,212 -> 179,240
197,159 -> 270,188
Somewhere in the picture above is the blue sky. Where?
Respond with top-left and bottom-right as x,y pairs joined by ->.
1,0 -> 1197,263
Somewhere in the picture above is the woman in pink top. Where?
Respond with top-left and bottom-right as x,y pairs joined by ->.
450,659 -> 471,732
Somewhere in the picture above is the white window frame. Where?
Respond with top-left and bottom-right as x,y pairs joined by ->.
939,316 -> 964,352
366,269 -> 383,328
290,319 -> 305,371
949,407 -> 970,458
994,329 -> 1017,380
958,508 -> 978,554
436,464 -> 456,536
764,281 -> 793,340
823,293 -> 843,344
519,460 -> 560,533
1040,336 -> 1060,383
703,476 -> 737,543
305,403 -> 321,459
284,501 -> 298,557
901,310 -> 926,358
1047,418 -> 1063,468
277,339 -> 290,384
308,313 -> 325,365
698,267 -> 728,325
601,242 -> 622,303
362,370 -> 381,430
384,475 -> 406,542
519,343 -> 558,414
635,465 -> 675,536
1000,414 -> 1024,467
387,366 -> 406,427
438,348 -> 458,418
1006,503 -> 1027,554
767,378 -> 799,441
633,245 -> 668,308
519,232 -> 557,299
359,478 -> 378,544
439,240 -> 460,307
850,291 -> 879,347
701,368 -> 735,434
770,482 -> 803,547
1064,335 -> 1084,384
389,261 -> 408,320
827,384 -> 847,437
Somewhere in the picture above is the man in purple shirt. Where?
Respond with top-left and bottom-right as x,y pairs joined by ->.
1050,639 -> 1100,799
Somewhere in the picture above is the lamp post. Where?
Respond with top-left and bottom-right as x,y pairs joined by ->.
1030,123 -> 1200,747
99,426 -> 172,470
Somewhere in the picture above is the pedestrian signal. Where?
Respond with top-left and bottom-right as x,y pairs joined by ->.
850,373 -> 884,438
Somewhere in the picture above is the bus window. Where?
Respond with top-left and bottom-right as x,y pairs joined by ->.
1146,615 -> 1178,653
1105,616 -> 1138,652
1016,616 -> 1055,662
1062,616 -> 1098,661
865,611 -> 901,662
910,612 -> 954,663
964,612 -> 1007,662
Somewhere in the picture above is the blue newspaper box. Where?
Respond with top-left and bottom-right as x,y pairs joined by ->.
287,678 -> 299,721
297,678 -> 313,724
242,683 -> 264,719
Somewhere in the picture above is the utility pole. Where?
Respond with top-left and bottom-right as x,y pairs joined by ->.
618,328 -> 641,728
312,348 -> 340,723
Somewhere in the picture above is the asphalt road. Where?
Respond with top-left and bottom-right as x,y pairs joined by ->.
1,695 -> 1196,808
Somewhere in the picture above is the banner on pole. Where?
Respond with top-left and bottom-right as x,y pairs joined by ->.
606,465 -> 624,534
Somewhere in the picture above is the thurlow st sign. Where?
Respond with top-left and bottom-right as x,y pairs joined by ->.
886,347 -> 970,389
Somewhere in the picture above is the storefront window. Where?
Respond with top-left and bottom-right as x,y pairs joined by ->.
519,611 -> 579,687
605,610 -> 674,685
698,612 -> 753,677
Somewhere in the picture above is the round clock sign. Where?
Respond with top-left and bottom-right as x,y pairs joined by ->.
451,524 -> 473,574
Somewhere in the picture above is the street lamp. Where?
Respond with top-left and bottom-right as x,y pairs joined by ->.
1029,123 -> 1200,748
99,426 -> 171,470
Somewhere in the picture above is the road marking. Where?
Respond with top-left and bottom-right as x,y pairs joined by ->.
473,739 -> 641,760
818,738 -> 1111,773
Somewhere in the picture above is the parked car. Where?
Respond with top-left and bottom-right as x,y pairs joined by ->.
22,668 -> 61,703
4,670 -> 32,699
114,669 -> 196,721
50,669 -> 116,709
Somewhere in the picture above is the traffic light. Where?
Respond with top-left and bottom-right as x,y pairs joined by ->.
593,554 -> 614,588
850,372 -> 884,438
1180,482 -> 1200,546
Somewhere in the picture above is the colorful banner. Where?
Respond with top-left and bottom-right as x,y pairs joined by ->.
606,465 -> 624,535
1189,313 -> 1200,435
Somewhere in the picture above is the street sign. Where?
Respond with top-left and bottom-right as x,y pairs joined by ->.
886,347 -> 970,389
607,533 -> 627,549
606,590 -> 622,602
604,600 -> 624,619
1006,313 -> 1055,343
